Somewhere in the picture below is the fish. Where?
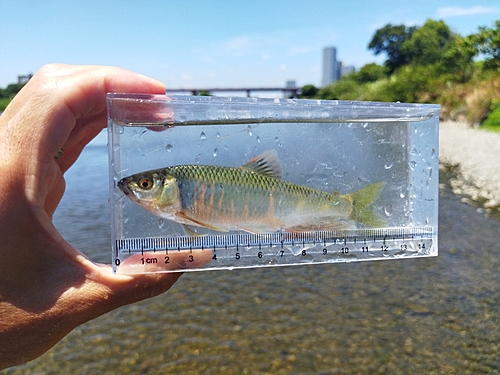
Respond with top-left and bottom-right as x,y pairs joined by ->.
118,150 -> 385,235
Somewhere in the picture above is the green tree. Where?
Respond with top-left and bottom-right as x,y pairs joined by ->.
441,34 -> 478,82
368,24 -> 417,73
0,83 -> 26,111
401,19 -> 455,66
472,20 -> 500,70
299,84 -> 318,99
317,78 -> 362,100
0,83 -> 25,99
352,63 -> 387,83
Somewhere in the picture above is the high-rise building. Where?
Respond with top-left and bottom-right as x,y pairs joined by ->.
339,62 -> 356,77
322,47 -> 340,87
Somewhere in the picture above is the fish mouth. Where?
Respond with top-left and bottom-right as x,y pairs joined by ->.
117,178 -> 130,195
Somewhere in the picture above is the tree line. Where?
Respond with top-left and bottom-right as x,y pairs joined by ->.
300,19 -> 500,129
2,19 -> 500,127
0,83 -> 25,112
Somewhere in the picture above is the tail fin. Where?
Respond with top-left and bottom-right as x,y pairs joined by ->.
348,182 -> 386,227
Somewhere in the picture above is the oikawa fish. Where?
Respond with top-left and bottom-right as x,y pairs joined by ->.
118,150 -> 385,235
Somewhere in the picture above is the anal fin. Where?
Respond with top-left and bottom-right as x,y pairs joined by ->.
286,218 -> 355,232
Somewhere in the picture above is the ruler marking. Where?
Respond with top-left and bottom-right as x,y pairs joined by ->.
116,227 -> 435,262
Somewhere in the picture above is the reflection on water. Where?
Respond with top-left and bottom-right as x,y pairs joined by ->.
3,146 -> 499,374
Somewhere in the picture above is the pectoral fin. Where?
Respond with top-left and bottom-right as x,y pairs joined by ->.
181,224 -> 205,237
176,211 -> 228,232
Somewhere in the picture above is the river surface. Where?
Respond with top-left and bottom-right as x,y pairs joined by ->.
2,145 -> 499,374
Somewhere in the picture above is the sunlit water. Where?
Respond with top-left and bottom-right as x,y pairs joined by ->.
2,145 -> 499,374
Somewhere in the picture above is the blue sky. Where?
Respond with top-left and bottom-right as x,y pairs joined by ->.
1,1 -> 499,90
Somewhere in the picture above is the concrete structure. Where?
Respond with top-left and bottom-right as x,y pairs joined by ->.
340,63 -> 355,77
284,80 -> 297,98
167,86 -> 299,98
322,47 -> 340,87
17,74 -> 33,84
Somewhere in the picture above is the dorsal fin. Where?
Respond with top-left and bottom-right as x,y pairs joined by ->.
241,150 -> 282,179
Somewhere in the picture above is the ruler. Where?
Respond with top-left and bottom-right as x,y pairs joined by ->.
113,226 -> 435,273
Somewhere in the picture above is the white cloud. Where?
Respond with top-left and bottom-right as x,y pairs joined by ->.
437,5 -> 498,18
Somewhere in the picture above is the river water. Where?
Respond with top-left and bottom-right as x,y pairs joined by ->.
2,145 -> 499,374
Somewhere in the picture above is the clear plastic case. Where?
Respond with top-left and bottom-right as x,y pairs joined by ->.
108,94 -> 439,274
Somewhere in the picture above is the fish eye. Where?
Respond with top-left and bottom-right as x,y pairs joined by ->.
138,178 -> 154,190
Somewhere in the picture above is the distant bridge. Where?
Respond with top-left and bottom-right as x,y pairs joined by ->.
166,87 -> 300,98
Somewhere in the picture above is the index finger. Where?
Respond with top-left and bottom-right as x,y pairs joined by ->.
2,64 -> 166,164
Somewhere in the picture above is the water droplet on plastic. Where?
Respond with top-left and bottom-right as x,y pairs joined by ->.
400,192 -> 406,198
247,125 -> 253,136
384,162 -> 393,170
410,147 -> 418,156
158,219 -> 164,229
431,148 -> 436,157
256,136 -> 261,143
216,132 -> 220,139
213,148 -> 218,157
195,154 -> 202,163
275,137 -> 282,147
200,132 -> 207,140
384,204 -> 393,217
166,144 -> 173,152
409,161 -> 417,170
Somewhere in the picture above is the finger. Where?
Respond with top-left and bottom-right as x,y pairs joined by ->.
117,249 -> 214,275
55,126 -> 103,174
83,250 -> 213,309
5,64 -> 165,165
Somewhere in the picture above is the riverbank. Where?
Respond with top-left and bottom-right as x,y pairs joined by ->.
439,121 -> 500,216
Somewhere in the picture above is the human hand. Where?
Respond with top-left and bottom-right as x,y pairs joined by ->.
0,64 -> 211,369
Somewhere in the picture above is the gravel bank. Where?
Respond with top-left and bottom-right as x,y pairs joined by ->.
439,121 -> 500,214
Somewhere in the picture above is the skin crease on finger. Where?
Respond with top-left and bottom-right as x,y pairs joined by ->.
0,64 -> 212,369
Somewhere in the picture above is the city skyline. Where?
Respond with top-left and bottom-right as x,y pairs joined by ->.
321,46 -> 355,87
1,1 -> 499,89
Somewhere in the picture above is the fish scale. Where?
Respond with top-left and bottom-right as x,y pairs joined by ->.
172,165 -> 330,219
